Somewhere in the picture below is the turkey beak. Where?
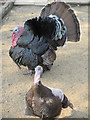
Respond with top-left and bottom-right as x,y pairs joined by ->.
13,31 -> 15,34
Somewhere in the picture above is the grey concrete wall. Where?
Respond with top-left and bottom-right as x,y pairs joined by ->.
15,0 -> 89,5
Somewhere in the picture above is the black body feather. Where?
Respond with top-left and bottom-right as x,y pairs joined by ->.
24,17 -> 56,39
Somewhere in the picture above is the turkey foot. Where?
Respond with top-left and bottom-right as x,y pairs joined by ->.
23,70 -> 33,75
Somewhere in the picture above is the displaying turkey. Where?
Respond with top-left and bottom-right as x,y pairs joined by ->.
25,65 -> 73,118
9,2 -> 80,74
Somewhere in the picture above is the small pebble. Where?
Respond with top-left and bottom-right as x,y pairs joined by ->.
8,83 -> 11,86
10,30 -> 13,32
2,43 -> 5,45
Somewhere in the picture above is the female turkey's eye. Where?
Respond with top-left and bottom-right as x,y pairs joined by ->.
13,27 -> 19,34
38,67 -> 41,71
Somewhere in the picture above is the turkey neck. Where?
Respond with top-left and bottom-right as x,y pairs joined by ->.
34,72 -> 40,85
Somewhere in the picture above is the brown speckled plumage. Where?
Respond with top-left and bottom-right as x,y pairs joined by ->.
25,83 -> 62,118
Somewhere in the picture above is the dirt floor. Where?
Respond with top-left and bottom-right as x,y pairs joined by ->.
1,4 -> 88,118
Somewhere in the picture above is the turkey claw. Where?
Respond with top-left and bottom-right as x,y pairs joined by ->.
23,70 -> 33,75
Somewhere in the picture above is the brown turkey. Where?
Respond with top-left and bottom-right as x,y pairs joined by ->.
9,2 -> 80,74
25,65 -> 73,118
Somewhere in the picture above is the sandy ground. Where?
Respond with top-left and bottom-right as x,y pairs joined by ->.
1,4 -> 88,118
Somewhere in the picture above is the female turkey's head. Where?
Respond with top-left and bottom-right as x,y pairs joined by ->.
12,26 -> 24,48
34,66 -> 43,85
35,65 -> 43,76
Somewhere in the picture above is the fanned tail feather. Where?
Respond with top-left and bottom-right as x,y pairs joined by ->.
40,2 -> 80,42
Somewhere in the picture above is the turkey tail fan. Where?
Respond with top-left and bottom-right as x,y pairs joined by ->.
40,2 -> 80,42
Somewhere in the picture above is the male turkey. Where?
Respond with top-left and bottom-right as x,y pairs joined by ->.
25,65 -> 73,118
9,2 -> 80,74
